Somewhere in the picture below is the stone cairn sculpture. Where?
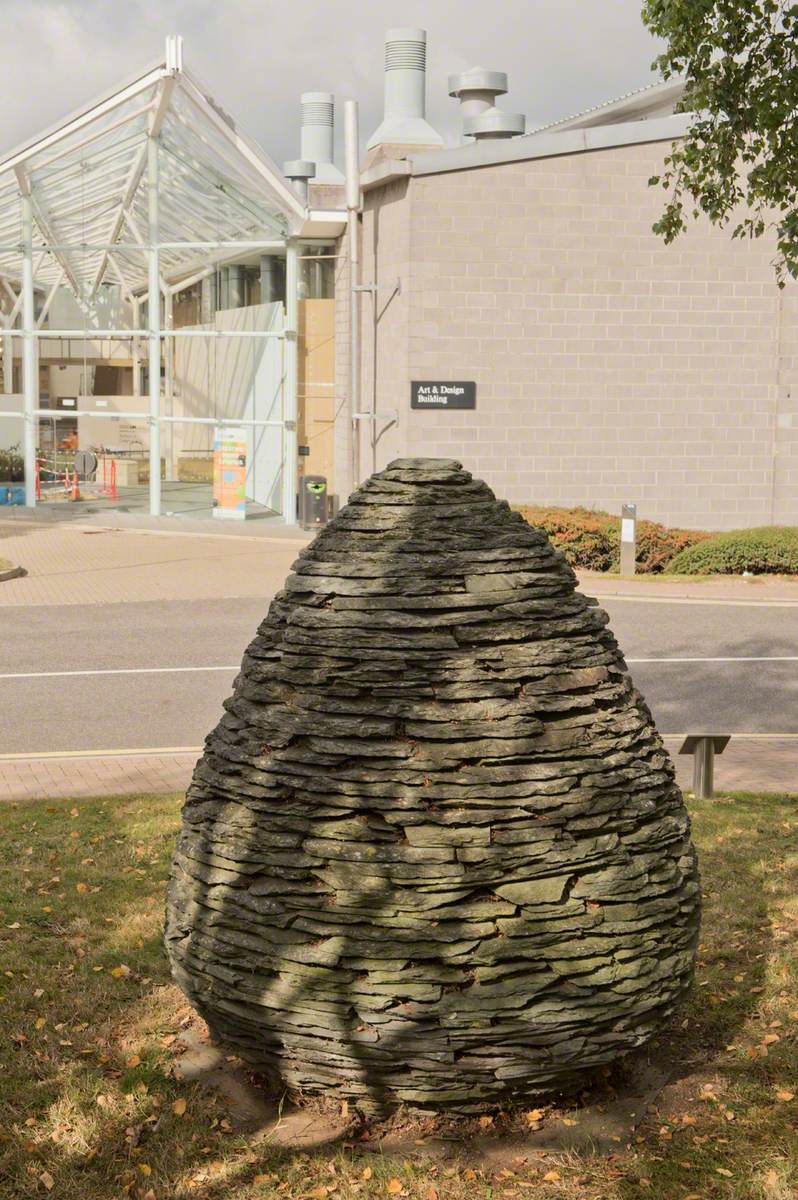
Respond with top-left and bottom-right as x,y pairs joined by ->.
166,458 -> 700,1114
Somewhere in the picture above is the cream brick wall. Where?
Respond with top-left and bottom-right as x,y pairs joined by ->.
359,139 -> 798,530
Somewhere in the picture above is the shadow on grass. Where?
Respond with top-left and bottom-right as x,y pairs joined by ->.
3,787 -> 798,1200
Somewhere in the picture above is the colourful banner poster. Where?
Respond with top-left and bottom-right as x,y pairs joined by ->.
212,426 -> 247,520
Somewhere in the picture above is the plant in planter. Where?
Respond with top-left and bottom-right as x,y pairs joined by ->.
0,443 -> 23,483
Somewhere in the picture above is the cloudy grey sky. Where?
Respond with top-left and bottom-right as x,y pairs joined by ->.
2,1 -> 662,164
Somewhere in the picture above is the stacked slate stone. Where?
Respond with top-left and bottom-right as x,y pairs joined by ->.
165,458 -> 700,1114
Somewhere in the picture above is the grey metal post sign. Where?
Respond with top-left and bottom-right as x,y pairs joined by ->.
411,381 -> 476,410
620,502 -> 637,576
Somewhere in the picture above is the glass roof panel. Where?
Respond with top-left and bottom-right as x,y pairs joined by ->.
0,56 -> 303,303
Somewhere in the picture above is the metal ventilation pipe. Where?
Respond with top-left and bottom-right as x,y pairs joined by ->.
367,28 -> 443,150
283,159 -> 316,203
300,92 -> 344,183
449,66 -> 525,140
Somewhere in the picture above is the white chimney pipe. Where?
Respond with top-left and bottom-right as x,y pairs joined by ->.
300,92 -> 344,183
367,28 -> 443,150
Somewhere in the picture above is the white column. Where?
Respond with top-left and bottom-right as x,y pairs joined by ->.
164,288 -> 174,481
21,194 -> 38,507
132,297 -> 141,397
344,100 -> 361,491
282,239 -> 299,525
2,322 -> 12,394
147,137 -> 161,516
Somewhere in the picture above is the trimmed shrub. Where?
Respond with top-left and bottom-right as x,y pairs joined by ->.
667,526 -> 798,575
634,519 -> 711,574
517,506 -> 616,571
517,505 -> 709,573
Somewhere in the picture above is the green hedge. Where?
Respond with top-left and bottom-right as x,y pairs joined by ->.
667,526 -> 798,575
516,505 -> 709,573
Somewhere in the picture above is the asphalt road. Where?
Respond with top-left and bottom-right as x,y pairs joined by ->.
1,593 -> 797,755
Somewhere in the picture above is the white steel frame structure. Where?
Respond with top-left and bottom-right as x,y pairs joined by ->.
0,35 -> 307,521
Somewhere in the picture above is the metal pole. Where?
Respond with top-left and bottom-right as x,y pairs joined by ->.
282,237 -> 299,526
147,136 -> 161,517
344,99 -> 361,490
620,502 -> 637,575
164,288 -> 174,481
21,194 -> 38,507
692,737 -> 715,800
131,297 -> 141,397
3,321 -> 13,395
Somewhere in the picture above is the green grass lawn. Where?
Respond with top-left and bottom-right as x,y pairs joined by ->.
2,792 -> 798,1199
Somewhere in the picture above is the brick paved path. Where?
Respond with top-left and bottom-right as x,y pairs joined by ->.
0,739 -> 794,803
0,750 -> 197,801
0,518 -> 307,607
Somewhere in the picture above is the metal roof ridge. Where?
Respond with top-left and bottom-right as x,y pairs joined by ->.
524,77 -> 686,138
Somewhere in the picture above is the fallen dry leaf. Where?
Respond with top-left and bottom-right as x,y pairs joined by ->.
716,1167 -> 733,1177
39,1172 -> 55,1191
526,1108 -> 544,1124
173,1097 -> 187,1116
126,1055 -> 141,1068
387,1180 -> 403,1195
776,1089 -> 795,1102
362,1167 -> 373,1181
542,1170 -> 561,1182
478,1114 -> 493,1128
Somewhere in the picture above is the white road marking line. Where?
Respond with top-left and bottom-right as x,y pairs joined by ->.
3,657 -> 798,681
592,593 -> 798,608
0,746 -> 202,761
0,665 -> 239,680
627,656 -> 798,664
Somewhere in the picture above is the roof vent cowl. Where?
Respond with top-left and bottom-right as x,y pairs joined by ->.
367,28 -> 444,151
449,66 -> 526,140
283,159 -> 316,203
300,92 -> 344,184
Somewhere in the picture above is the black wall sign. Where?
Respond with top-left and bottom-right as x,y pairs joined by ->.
411,381 -> 476,410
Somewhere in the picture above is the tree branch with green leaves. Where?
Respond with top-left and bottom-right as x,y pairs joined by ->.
642,0 -> 798,283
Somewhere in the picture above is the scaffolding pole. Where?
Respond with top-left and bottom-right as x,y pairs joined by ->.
21,193 -> 37,507
147,136 -> 161,517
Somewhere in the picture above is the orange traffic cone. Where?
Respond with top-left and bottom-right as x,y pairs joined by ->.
70,470 -> 81,502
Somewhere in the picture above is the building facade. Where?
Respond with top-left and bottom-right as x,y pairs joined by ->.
342,75 -> 798,531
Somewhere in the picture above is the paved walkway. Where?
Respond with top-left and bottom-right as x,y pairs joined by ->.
0,518 -> 309,606
1,738 -> 795,803
582,570 -> 798,606
0,749 -> 199,802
